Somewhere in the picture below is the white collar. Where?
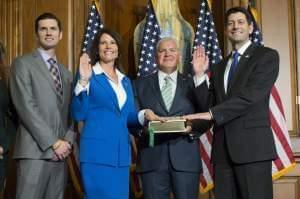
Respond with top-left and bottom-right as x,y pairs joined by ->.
158,70 -> 178,83
92,62 -> 125,81
236,40 -> 252,56
37,48 -> 57,63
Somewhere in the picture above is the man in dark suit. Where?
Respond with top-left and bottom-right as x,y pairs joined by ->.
134,37 -> 210,199
10,13 -> 74,199
185,7 -> 279,199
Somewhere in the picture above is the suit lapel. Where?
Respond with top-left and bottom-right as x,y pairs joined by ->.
227,44 -> 256,93
57,63 -> 69,105
215,58 -> 228,99
151,73 -> 169,113
93,73 -> 120,111
120,77 -> 130,112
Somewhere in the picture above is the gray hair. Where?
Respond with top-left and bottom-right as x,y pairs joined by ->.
156,37 -> 179,52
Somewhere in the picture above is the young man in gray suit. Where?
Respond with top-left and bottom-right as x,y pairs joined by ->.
10,13 -> 74,199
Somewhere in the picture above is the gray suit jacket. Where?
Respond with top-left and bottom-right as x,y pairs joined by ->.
10,50 -> 74,159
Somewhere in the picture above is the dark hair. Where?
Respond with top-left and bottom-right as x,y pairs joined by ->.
35,12 -> 62,34
0,42 -> 6,81
225,7 -> 252,25
89,28 -> 122,69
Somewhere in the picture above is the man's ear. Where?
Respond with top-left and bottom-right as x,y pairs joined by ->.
249,22 -> 254,35
59,31 -> 63,41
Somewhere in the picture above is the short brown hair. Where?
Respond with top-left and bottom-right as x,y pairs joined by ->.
225,7 -> 252,25
35,12 -> 62,34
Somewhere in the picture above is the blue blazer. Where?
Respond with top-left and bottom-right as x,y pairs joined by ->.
71,72 -> 140,167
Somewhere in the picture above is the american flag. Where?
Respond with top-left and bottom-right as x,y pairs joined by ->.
132,1 -> 161,197
193,0 -> 222,193
81,1 -> 104,54
68,1 -> 104,197
248,5 -> 264,46
137,1 -> 161,77
193,0 -> 222,65
248,4 -> 296,181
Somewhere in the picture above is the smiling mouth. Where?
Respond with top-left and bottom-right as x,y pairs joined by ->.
104,51 -> 114,55
163,59 -> 174,62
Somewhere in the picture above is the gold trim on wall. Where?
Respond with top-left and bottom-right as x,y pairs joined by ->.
287,0 -> 299,136
293,0 -> 300,136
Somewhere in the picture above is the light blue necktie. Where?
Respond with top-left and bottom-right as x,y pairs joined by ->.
227,51 -> 240,86
161,76 -> 173,111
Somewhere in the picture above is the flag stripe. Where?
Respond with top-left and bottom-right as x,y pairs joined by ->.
199,174 -> 208,189
269,92 -> 294,163
199,138 -> 213,177
270,110 -> 294,163
248,1 -> 295,184
271,87 -> 286,117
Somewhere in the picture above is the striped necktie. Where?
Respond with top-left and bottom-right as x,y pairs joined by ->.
48,58 -> 63,98
161,76 -> 173,111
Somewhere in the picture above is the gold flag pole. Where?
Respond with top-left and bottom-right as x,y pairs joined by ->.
207,0 -> 212,10
94,1 -> 101,15
241,0 -> 249,8
248,0 -> 260,24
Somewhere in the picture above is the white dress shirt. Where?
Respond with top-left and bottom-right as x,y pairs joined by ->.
138,70 -> 179,124
38,48 -> 63,85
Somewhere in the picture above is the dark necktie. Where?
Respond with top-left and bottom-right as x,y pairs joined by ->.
48,58 -> 63,98
227,51 -> 239,86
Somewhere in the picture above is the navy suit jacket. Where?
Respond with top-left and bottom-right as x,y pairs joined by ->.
71,72 -> 140,167
134,72 -> 210,173
195,44 -> 279,164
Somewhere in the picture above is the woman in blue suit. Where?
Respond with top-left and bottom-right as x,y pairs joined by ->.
71,29 -> 155,199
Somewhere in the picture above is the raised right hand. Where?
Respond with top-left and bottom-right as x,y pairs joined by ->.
79,53 -> 92,81
192,45 -> 209,76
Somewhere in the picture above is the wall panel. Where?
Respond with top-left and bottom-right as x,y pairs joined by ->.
4,0 -> 300,198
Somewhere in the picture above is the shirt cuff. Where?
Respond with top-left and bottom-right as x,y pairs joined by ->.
138,109 -> 146,125
209,109 -> 214,121
193,73 -> 210,87
74,82 -> 90,96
